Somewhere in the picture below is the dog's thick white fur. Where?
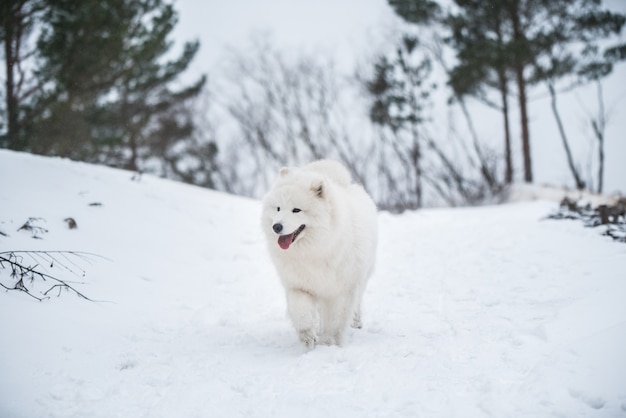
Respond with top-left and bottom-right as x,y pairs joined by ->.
262,160 -> 378,347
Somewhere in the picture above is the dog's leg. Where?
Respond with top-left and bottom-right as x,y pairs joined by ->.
286,289 -> 318,348
351,281 -> 366,329
319,296 -> 354,346
352,305 -> 362,329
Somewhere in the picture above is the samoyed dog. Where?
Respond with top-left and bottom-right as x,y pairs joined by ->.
261,160 -> 377,347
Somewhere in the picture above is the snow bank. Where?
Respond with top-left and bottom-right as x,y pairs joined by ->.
1,150 -> 625,417
505,182 -> 622,206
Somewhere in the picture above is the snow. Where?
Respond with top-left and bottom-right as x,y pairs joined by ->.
505,183 -> 623,206
1,149 -> 625,417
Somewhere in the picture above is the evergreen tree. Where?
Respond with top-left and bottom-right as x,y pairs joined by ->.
0,0 -> 43,151
366,37 -> 435,209
527,0 -> 625,190
30,0 -> 207,172
442,0 -> 535,183
446,0 -> 514,184
389,0 -> 625,188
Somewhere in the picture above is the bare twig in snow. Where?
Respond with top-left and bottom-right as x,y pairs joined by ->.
0,251 -> 108,301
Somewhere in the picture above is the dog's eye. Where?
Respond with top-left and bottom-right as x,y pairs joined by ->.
292,208 -> 301,213
277,207 -> 280,212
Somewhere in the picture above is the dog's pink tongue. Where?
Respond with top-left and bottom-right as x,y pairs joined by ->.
278,234 -> 293,250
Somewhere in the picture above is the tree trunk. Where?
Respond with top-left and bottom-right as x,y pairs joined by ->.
497,69 -> 513,184
495,22 -> 513,184
548,82 -> 585,190
510,0 -> 532,183
593,80 -> 605,194
410,121 -> 422,209
3,5 -> 20,150
515,68 -> 532,183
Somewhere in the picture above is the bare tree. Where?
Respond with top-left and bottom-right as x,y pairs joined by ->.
216,40 -> 372,197
204,37 -> 504,210
575,78 -> 616,194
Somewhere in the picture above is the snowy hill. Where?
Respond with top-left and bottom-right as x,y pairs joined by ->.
1,150 -> 625,418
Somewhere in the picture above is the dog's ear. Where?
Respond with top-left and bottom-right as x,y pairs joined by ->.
311,180 -> 324,199
279,167 -> 290,177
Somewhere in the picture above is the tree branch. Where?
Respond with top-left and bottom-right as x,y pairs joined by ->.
0,251 -> 108,301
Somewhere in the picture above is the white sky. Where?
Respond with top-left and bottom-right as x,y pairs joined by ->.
172,0 -> 626,194
172,0 -> 396,74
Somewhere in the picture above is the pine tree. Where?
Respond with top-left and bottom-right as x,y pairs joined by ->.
30,0 -> 206,172
527,0 -> 625,190
389,0 -> 625,188
446,0 -> 514,184
366,37 -> 435,209
0,0 -> 43,151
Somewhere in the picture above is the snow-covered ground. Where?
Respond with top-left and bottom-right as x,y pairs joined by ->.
1,149 -> 625,417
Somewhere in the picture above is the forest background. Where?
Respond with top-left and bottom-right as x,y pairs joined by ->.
2,0 -> 626,211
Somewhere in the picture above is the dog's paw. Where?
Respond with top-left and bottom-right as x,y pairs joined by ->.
351,319 -> 363,329
298,329 -> 317,348
319,336 -> 336,346
319,332 -> 343,346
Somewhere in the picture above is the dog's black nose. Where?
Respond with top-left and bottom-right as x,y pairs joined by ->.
273,223 -> 283,233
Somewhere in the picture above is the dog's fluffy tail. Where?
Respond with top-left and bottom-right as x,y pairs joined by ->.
304,160 -> 352,187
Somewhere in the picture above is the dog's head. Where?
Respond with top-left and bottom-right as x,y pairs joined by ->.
262,167 -> 329,250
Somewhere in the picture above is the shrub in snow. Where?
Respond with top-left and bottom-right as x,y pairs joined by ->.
547,197 -> 626,243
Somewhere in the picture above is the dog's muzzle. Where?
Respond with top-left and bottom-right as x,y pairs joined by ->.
275,224 -> 306,250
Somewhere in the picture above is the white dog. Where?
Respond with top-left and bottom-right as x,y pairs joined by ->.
261,160 -> 378,347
